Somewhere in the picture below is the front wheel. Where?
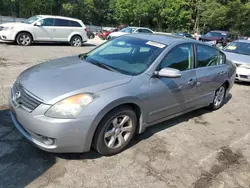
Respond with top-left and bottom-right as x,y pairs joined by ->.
209,84 -> 226,110
93,106 -> 137,156
16,32 -> 32,46
70,36 -> 82,47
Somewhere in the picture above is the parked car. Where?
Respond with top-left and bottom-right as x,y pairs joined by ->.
87,31 -> 95,39
199,30 -> 238,47
9,34 -> 235,156
0,15 -> 88,46
222,40 -> 250,82
107,27 -> 154,40
172,32 -> 195,39
97,28 -> 119,40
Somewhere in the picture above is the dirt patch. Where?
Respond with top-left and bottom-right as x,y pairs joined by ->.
193,116 -> 210,126
193,147 -> 243,188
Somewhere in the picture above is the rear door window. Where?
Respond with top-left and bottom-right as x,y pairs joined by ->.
54,19 -> 71,27
196,44 -> 222,67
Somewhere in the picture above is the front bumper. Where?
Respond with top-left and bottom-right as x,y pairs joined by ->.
9,95 -> 96,153
235,67 -> 250,82
0,30 -> 16,41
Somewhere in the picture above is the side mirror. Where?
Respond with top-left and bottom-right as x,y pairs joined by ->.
155,68 -> 181,78
35,22 -> 41,26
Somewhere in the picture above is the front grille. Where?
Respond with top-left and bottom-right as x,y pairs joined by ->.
240,75 -> 248,79
12,81 -> 42,112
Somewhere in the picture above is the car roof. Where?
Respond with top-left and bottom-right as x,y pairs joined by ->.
210,30 -> 229,34
37,15 -> 82,22
127,33 -> 200,45
126,26 -> 151,30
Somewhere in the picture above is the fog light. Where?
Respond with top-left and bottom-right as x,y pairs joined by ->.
2,35 -> 6,39
41,136 -> 55,145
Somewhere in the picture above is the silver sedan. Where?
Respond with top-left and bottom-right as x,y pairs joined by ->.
9,34 -> 236,156
223,40 -> 250,82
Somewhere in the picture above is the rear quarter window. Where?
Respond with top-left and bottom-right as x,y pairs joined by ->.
70,21 -> 82,27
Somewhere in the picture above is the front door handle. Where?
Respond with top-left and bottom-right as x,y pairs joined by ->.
220,71 -> 226,75
188,79 -> 196,86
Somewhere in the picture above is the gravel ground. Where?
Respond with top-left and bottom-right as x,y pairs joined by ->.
0,39 -> 250,188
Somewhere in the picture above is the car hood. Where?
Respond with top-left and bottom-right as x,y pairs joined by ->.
17,56 -> 133,104
109,31 -> 129,37
0,22 -> 29,27
223,51 -> 250,65
200,35 -> 222,41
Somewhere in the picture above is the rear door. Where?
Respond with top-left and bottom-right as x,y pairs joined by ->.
195,44 -> 228,105
147,43 -> 197,122
53,19 -> 72,41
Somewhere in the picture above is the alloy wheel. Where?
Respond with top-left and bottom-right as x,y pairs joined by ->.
104,115 -> 133,149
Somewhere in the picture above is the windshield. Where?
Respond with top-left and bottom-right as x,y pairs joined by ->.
120,27 -> 135,33
24,16 -> 41,24
83,36 -> 166,75
206,32 -> 225,38
223,42 -> 250,55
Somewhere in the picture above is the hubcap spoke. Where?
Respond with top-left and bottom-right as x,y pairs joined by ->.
112,118 -> 118,127
117,134 -> 125,147
108,136 -> 116,148
105,129 -> 114,138
121,125 -> 132,132
119,116 -> 129,127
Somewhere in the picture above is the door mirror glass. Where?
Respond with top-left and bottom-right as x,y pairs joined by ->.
35,21 -> 41,26
156,67 -> 181,78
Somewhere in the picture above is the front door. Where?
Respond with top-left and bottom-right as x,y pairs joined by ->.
147,43 -> 197,123
32,18 -> 54,41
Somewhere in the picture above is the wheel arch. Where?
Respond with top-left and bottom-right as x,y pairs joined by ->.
68,32 -> 83,42
84,97 -> 146,152
15,31 -> 34,41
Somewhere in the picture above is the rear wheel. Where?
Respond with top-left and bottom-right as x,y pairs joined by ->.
70,35 -> 82,47
16,32 -> 32,46
209,84 -> 226,110
93,106 -> 137,156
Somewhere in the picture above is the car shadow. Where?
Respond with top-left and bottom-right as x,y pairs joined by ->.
4,42 -> 97,47
0,108 -> 56,188
235,82 -> 250,86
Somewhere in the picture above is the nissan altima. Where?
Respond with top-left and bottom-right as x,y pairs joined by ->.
9,34 -> 236,156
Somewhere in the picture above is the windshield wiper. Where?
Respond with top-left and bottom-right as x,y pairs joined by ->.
93,62 -> 120,73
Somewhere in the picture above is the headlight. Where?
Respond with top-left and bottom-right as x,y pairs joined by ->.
3,27 -> 14,30
240,64 -> 250,69
45,93 -> 94,119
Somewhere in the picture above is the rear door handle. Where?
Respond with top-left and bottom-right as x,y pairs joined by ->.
220,71 -> 226,75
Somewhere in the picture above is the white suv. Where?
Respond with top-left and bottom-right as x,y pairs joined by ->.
0,15 -> 88,46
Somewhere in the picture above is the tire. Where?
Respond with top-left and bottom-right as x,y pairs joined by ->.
70,35 -> 82,47
93,106 -> 138,156
16,32 -> 32,46
209,84 -> 226,110
89,34 -> 95,39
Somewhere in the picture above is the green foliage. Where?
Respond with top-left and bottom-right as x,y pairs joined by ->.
1,0 -> 250,35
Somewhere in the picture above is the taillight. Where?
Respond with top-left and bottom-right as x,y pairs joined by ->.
84,28 -> 87,32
